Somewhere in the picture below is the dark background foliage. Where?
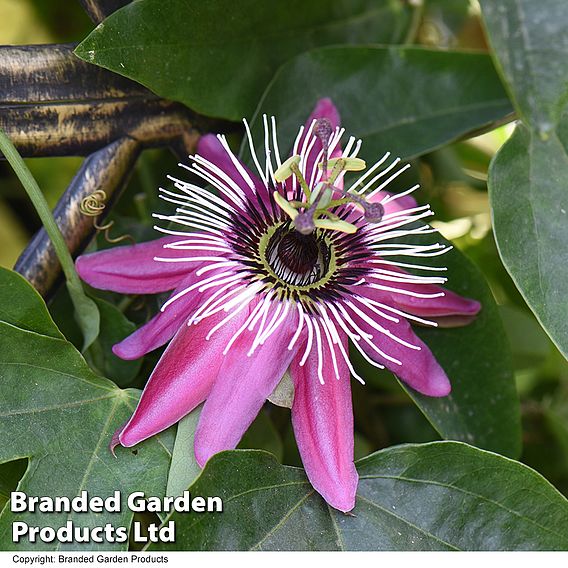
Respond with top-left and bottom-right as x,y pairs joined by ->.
1,0 -> 568,551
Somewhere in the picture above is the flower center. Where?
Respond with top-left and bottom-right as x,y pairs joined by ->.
262,223 -> 332,288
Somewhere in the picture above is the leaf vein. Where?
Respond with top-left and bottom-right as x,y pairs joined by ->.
360,473 -> 566,540
356,494 -> 460,550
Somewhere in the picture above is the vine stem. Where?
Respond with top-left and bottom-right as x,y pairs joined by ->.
0,128 -> 100,350
404,0 -> 425,45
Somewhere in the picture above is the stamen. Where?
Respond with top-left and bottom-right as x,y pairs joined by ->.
335,302 -> 397,363
360,295 -> 437,327
355,156 -> 401,195
345,151 -> 391,193
248,296 -> 271,332
367,282 -> 445,299
258,301 -> 283,343
325,304 -> 373,382
195,261 -> 239,276
153,213 -> 225,237
380,183 -> 421,204
248,293 -> 276,355
370,259 -> 448,272
188,281 -> 245,325
190,156 -> 248,203
366,269 -> 447,285
273,191 -> 299,220
368,163 -> 412,199
153,255 -> 226,264
271,116 -> 283,168
208,295 -> 254,343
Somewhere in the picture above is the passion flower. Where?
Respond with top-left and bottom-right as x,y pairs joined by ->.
76,99 -> 480,512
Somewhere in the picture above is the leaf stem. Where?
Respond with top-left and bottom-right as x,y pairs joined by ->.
0,128 -> 100,350
403,0 -> 425,45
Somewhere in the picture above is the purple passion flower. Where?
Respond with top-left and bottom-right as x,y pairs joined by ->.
76,99 -> 480,512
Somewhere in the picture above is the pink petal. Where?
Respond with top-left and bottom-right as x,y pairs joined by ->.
112,271 -> 204,360
431,313 -> 478,328
359,266 -> 481,325
197,134 -> 269,205
194,311 -> 298,466
290,331 -> 358,513
304,98 -> 341,134
392,286 -> 480,325
347,302 -> 451,397
118,309 -> 249,447
75,236 -> 207,294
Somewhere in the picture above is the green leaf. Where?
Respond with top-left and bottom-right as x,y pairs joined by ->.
419,0 -> 472,48
90,298 -> 142,387
0,269 -> 63,340
148,443 -> 568,551
480,0 -> 568,133
407,234 -> 520,458
166,405 -> 284,505
67,278 -> 101,352
247,46 -> 513,162
482,1 -> 568,362
499,305 -> 551,370
489,121 -> 568,359
0,460 -> 27,512
49,289 -> 142,386
74,0 -> 411,121
267,370 -> 294,408
545,405 -> 568,474
0,267 -> 174,551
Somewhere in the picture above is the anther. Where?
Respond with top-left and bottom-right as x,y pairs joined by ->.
274,155 -> 312,198
274,155 -> 301,183
320,157 -> 366,172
